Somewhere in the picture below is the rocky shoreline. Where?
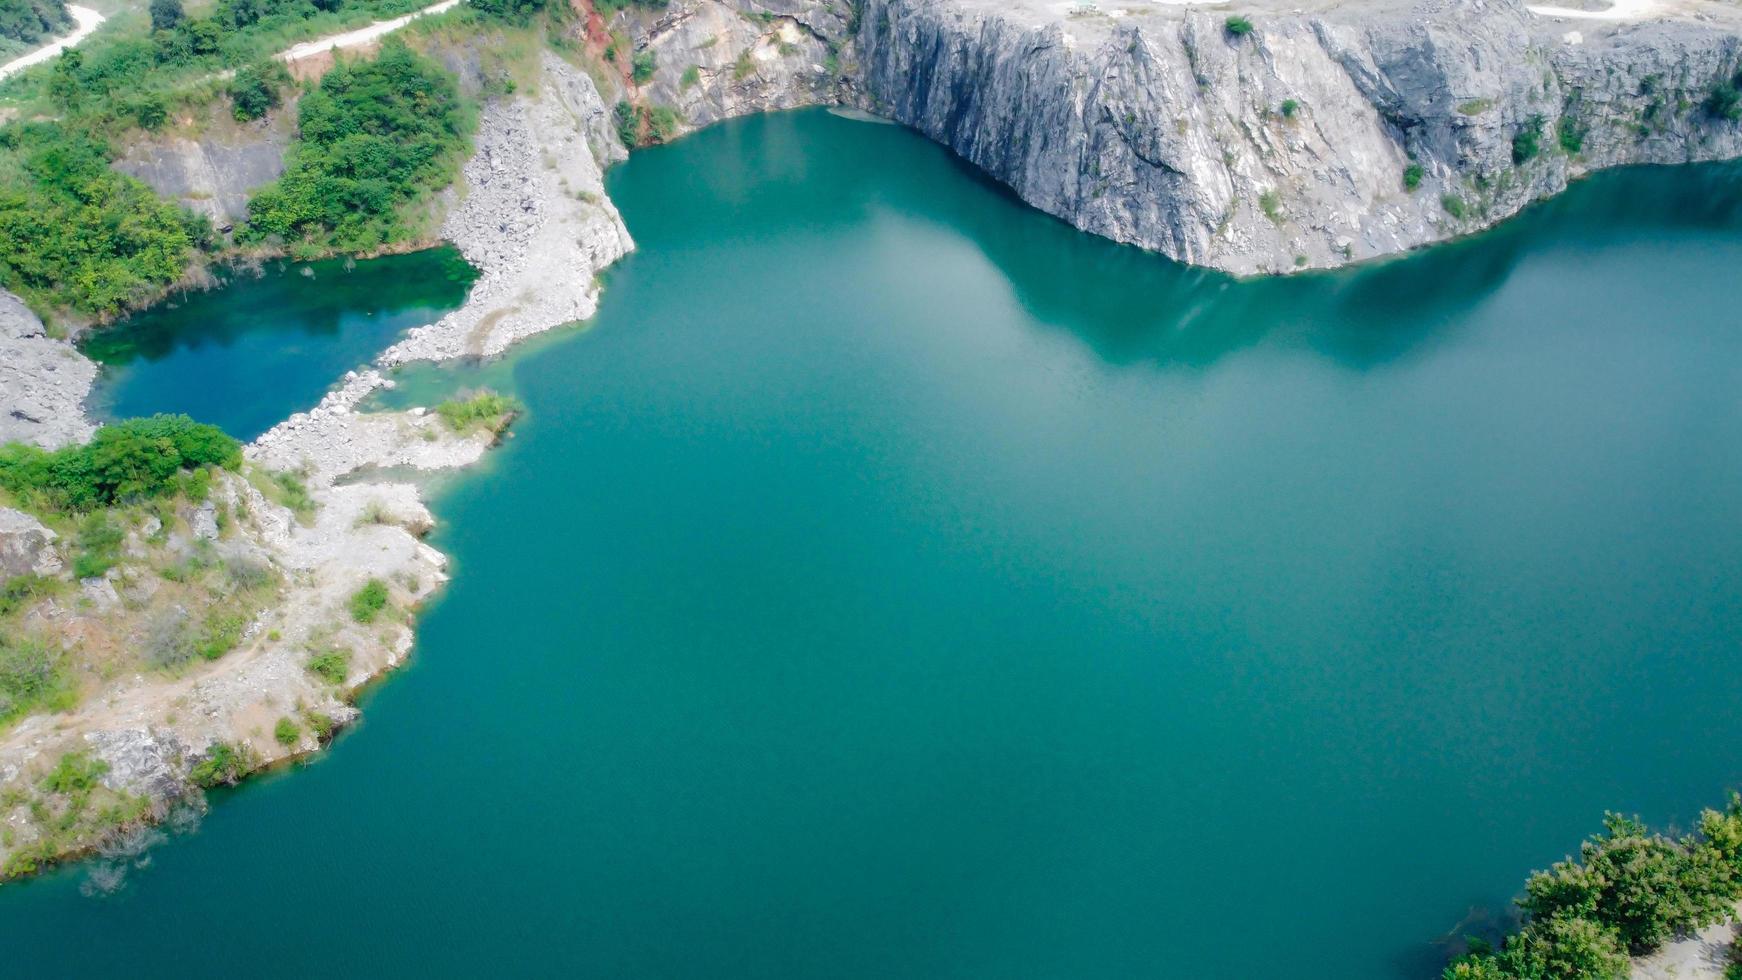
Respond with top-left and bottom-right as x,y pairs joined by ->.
0,50 -> 633,880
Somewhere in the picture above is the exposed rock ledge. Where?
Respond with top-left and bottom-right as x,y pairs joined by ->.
852,0 -> 1742,274
0,293 -> 96,451
0,52 -> 631,879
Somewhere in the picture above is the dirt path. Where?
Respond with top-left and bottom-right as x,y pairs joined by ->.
276,0 -> 464,64
0,5 -> 105,83
1525,0 -> 1659,20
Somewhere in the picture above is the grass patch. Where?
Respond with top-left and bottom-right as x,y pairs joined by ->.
1258,190 -> 1283,224
1403,163 -> 1424,192
273,716 -> 301,747
189,741 -> 252,787
1457,98 -> 1493,116
1441,193 -> 1467,220
0,634 -> 76,727
680,65 -> 700,91
348,579 -> 389,624
434,389 -> 520,434
306,647 -> 352,685
732,49 -> 756,81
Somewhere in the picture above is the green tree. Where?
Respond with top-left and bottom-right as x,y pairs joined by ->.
227,60 -> 288,121
149,0 -> 183,32
1521,813 -> 1735,954
1498,915 -> 1629,979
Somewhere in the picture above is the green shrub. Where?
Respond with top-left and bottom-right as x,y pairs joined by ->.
72,512 -> 123,579
0,574 -> 59,617
303,709 -> 335,740
148,0 -> 183,32
1258,190 -> 1282,224
227,60 -> 289,121
1403,163 -> 1424,191
189,741 -> 249,787
1278,98 -> 1298,119
1223,15 -> 1253,36
1557,115 -> 1585,154
196,609 -> 246,660
133,95 -> 169,131
631,49 -> 656,85
348,579 -> 389,624
306,647 -> 351,685
469,0 -> 545,20
1512,115 -> 1543,165
645,104 -> 681,143
0,123 -> 208,319
1520,813 -> 1735,953
273,716 -> 300,746
679,65 -> 700,91
0,634 -> 72,723
0,415 -> 240,513
266,468 -> 315,523
0,0 -> 71,45
40,751 -> 107,795
1441,193 -> 1467,220
1448,796 -> 1742,978
732,49 -> 755,81
241,40 -> 471,256
614,99 -> 637,148
1706,73 -> 1742,122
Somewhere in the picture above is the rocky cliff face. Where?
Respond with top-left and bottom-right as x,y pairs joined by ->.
0,290 -> 94,450
854,0 -> 1742,274
113,113 -> 293,232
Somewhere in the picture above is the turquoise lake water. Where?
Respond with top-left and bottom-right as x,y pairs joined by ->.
82,248 -> 475,440
20,109 -> 1742,977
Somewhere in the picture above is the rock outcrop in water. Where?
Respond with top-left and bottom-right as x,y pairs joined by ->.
852,0 -> 1742,274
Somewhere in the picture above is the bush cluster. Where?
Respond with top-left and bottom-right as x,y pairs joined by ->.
1512,116 -> 1544,165
240,39 -> 469,255
0,123 -> 209,319
0,414 -> 240,513
0,634 -> 72,724
348,579 -> 389,624
1446,802 -> 1742,978
1706,70 -> 1742,122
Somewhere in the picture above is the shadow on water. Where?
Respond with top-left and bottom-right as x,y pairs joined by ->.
860,115 -> 1742,372
80,247 -> 475,440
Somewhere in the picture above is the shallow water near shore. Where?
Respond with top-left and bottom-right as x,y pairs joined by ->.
8,110 -> 1742,978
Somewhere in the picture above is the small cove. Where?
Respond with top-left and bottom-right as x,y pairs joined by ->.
19,109 -> 1742,978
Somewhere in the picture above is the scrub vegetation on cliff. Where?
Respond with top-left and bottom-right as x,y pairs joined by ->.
0,122 -> 209,320
0,417 -> 289,736
240,39 -> 472,256
0,0 -> 474,320
1446,800 -> 1742,978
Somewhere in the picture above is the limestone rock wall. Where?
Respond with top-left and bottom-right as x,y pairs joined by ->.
113,114 -> 293,232
854,0 -> 1742,274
